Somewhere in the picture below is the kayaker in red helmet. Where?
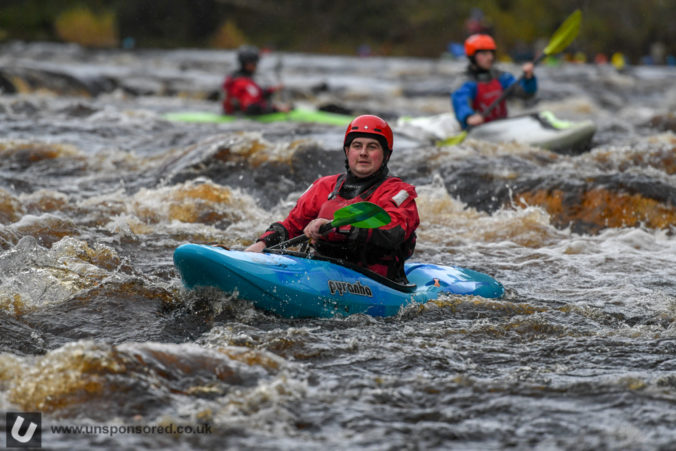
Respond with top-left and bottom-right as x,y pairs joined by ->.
451,34 -> 537,129
222,45 -> 290,115
246,115 -> 419,283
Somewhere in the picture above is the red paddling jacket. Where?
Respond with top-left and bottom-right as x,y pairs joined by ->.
222,69 -> 279,115
258,169 -> 419,282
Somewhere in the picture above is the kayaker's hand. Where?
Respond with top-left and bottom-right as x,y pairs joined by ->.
523,62 -> 535,78
245,241 -> 266,253
467,113 -> 485,126
304,218 -> 331,241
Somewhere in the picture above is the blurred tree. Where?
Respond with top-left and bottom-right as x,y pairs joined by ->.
210,19 -> 247,48
116,0 -> 221,47
54,6 -> 118,47
0,0 -> 674,63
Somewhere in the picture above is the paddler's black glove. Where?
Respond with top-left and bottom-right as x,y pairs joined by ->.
258,222 -> 288,247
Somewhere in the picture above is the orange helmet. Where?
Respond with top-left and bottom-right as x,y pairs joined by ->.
343,115 -> 393,152
464,34 -> 496,57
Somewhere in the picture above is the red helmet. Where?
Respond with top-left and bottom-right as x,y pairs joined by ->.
343,115 -> 393,152
464,34 -> 496,57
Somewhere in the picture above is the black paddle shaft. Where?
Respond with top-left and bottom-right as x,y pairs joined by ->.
268,222 -> 334,250
479,52 -> 545,120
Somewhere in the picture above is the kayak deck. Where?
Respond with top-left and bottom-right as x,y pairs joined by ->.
467,111 -> 596,153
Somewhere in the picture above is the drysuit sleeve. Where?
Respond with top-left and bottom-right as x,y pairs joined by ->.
451,81 -> 478,129
256,178 -> 330,246
499,72 -> 537,98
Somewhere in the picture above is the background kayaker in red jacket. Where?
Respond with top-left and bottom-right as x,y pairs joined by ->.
451,34 -> 537,129
246,115 -> 419,283
222,45 -> 290,115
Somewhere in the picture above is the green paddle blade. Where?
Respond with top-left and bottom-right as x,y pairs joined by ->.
436,130 -> 468,147
331,202 -> 391,229
268,201 -> 391,250
544,9 -> 582,55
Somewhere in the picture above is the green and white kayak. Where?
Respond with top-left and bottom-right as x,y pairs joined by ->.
466,111 -> 596,153
402,110 -> 596,154
163,108 -> 353,126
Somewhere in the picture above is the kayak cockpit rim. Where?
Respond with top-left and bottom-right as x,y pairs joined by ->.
263,248 -> 417,293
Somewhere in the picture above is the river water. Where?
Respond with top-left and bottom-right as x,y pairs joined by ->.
0,42 -> 674,450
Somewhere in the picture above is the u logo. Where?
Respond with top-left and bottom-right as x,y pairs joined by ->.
11,416 -> 37,443
6,412 -> 42,448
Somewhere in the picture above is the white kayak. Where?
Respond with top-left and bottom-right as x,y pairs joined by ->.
467,111 -> 596,153
398,110 -> 596,154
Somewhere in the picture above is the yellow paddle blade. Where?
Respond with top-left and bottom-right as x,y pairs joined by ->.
544,9 -> 582,55
436,130 -> 468,147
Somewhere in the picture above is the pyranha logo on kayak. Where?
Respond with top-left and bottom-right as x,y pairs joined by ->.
328,280 -> 373,297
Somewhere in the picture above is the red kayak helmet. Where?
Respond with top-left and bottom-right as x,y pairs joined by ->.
343,115 -> 393,153
464,34 -> 497,57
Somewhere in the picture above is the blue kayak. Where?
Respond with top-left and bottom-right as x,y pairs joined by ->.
173,244 -> 504,318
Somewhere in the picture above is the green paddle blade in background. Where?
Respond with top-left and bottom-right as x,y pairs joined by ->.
544,9 -> 582,55
436,130 -> 467,147
330,202 -> 391,229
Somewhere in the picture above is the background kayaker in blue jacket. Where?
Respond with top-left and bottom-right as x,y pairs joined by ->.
451,34 -> 537,129
245,115 -> 419,283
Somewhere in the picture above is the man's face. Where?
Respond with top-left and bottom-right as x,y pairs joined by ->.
345,137 -> 385,178
244,61 -> 258,72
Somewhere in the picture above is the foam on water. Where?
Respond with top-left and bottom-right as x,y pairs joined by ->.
0,43 -> 674,449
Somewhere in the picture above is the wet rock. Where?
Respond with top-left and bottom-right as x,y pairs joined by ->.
160,132 -> 344,209
440,155 -> 543,213
10,99 -> 39,116
646,113 -> 676,132
0,73 -> 16,94
0,312 -> 48,354
0,189 -> 24,224
512,176 -> 676,234
438,153 -> 676,234
58,102 -> 99,118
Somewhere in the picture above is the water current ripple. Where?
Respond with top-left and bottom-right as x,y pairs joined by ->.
0,42 -> 674,450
